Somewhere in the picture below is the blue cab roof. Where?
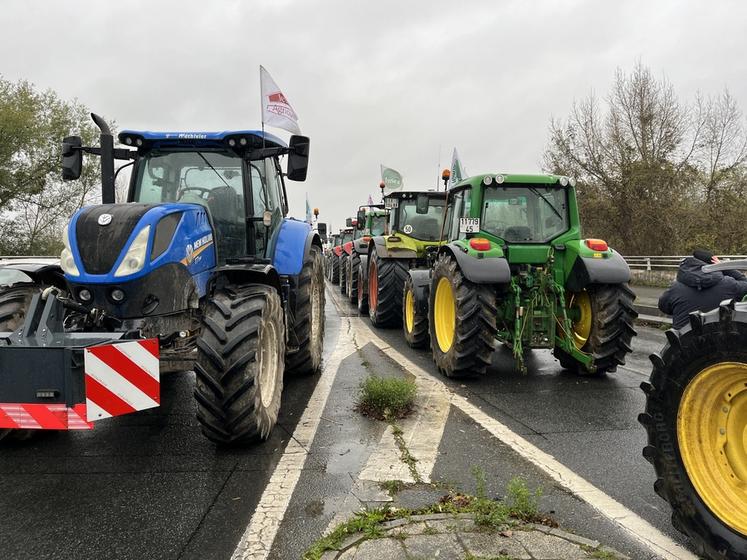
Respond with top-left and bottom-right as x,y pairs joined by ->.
118,129 -> 287,149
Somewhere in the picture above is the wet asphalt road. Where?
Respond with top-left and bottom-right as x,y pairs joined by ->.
0,284 -> 691,560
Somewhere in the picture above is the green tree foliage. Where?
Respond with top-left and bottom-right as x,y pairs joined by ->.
0,77 -> 103,255
544,62 -> 747,255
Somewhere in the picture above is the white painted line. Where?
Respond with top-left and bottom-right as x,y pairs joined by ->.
355,319 -> 698,560
359,372 -> 451,484
230,314 -> 356,560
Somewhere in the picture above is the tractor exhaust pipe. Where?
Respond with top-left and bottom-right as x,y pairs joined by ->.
91,113 -> 116,205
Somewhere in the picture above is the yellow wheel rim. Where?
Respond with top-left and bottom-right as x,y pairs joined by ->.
434,277 -> 455,352
568,291 -> 592,348
677,362 -> 747,536
405,288 -> 415,334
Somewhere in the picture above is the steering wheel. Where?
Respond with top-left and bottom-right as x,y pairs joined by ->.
178,187 -> 212,200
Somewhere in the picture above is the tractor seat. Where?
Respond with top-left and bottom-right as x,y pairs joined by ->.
503,226 -> 532,242
207,187 -> 242,224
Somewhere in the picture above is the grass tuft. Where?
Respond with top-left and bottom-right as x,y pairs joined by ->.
356,375 -> 417,420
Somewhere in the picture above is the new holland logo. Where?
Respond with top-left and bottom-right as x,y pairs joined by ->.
98,214 -> 113,226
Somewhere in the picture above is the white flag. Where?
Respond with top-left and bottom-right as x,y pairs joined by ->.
380,164 -> 404,192
260,66 -> 301,135
450,148 -> 467,187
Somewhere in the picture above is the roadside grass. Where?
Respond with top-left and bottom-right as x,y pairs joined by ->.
303,474 -> 546,560
355,375 -> 417,420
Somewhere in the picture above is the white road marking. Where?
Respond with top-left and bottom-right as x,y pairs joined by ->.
230,313 -> 356,560
356,319 -> 698,560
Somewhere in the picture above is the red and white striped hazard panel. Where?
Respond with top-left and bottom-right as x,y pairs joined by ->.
84,338 -> 160,422
0,404 -> 92,430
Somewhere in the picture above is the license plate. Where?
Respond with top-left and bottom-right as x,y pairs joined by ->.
459,218 -> 480,233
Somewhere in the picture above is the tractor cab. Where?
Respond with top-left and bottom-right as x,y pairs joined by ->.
354,205 -> 388,240
384,191 -> 446,255
122,130 -> 307,264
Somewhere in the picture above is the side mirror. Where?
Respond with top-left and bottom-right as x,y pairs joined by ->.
346,217 -> 353,228
62,136 -> 82,181
287,135 -> 309,182
356,209 -> 366,228
317,223 -> 327,236
416,194 -> 429,214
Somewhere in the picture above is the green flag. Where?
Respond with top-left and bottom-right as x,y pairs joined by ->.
380,164 -> 404,191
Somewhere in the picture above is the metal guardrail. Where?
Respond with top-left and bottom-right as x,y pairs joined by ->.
625,255 -> 747,271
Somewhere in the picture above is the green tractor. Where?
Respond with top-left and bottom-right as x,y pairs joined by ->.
407,173 -> 637,377
363,191 -> 446,334
640,259 -> 747,560
345,205 -> 388,306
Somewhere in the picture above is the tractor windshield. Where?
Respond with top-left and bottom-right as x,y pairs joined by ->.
133,151 -> 248,259
482,185 -> 568,243
369,215 -> 388,236
396,198 -> 445,241
341,232 -> 353,244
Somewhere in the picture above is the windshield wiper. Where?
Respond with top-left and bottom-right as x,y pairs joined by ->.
527,187 -> 563,221
196,152 -> 231,189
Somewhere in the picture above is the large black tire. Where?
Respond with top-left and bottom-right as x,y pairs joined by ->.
194,284 -> 285,445
0,284 -> 42,442
357,259 -> 369,315
339,254 -> 348,294
347,253 -> 360,303
639,302 -> 747,560
554,284 -> 637,375
429,253 -> 496,378
330,254 -> 340,283
368,251 -> 409,328
403,275 -> 428,349
286,244 -> 325,375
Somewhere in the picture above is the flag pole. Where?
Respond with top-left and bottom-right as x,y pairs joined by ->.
259,65 -> 266,149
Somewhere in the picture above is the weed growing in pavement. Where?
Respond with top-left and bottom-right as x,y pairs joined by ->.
581,545 -> 621,559
303,507 -> 391,560
379,479 -> 406,496
390,421 -> 422,482
356,375 -> 417,420
505,476 -> 542,520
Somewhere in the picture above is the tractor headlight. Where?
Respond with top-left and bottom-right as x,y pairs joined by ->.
114,226 -> 151,277
60,224 -> 80,276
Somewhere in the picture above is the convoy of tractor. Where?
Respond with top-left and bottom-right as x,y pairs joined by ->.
0,118 -> 741,559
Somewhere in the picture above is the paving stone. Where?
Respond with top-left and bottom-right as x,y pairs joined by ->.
459,532 -> 531,559
337,548 -> 357,560
514,531 -> 588,560
381,518 -> 408,530
339,534 -> 365,550
408,513 -> 452,522
388,522 -> 428,536
319,551 -> 338,560
353,537 -> 408,559
402,534 -> 465,559
549,527 -> 600,549
424,517 -> 477,533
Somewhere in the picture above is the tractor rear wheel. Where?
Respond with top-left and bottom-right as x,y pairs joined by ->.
339,254 -> 348,294
0,283 -> 43,442
368,252 -> 408,328
347,253 -> 360,303
194,284 -> 285,445
357,259 -> 368,315
639,302 -> 747,560
403,275 -> 428,348
429,253 -> 496,377
330,255 -> 340,283
554,284 -> 636,375
286,244 -> 325,375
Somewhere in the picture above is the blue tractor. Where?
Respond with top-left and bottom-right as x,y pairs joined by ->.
0,114 -> 325,445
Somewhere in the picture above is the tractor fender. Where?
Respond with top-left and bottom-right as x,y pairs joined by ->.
353,238 -> 368,255
0,260 -> 67,291
440,243 -> 510,284
566,250 -> 631,292
369,236 -> 416,259
272,218 -> 315,276
212,263 -> 282,295
408,268 -> 431,316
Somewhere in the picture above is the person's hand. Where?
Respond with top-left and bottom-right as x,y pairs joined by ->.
713,256 -> 721,263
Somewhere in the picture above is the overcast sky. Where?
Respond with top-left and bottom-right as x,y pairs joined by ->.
2,0 -> 747,231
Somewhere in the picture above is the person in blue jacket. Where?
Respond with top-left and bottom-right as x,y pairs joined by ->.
658,249 -> 747,329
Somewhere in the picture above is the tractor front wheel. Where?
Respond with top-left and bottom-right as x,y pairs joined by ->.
368,252 -> 408,328
194,284 -> 285,445
639,303 -> 747,560
555,284 -> 636,375
429,253 -> 496,377
357,259 -> 369,315
286,244 -> 325,375
330,255 -> 340,283
347,253 -> 360,303
403,275 -> 428,348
